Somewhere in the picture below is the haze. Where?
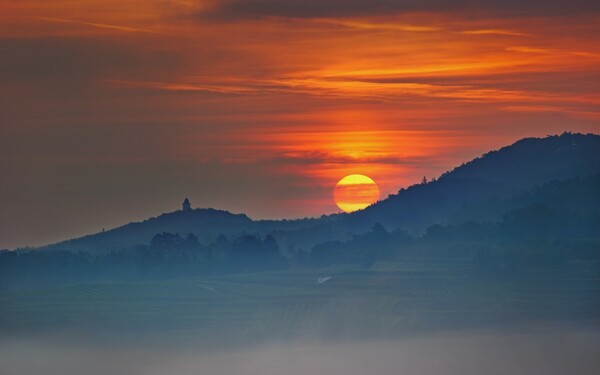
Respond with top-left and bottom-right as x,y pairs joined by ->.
2,328 -> 599,375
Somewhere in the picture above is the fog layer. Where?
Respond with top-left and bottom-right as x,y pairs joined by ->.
2,327 -> 599,375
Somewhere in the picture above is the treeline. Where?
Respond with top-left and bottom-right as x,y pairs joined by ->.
0,232 -> 288,289
1,200 -> 599,289
308,203 -> 600,270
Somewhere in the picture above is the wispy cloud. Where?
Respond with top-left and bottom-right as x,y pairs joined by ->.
506,46 -> 600,59
103,80 -> 255,94
34,16 -> 165,34
317,19 -> 442,32
264,77 -> 600,108
503,105 -> 600,119
460,29 -> 531,37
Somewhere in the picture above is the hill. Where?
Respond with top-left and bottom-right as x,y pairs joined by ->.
40,208 -> 253,254
32,132 -> 600,254
339,132 -> 600,233
440,132 -> 600,188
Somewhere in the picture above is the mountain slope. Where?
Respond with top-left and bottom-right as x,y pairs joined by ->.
339,132 -> 600,233
440,132 -> 600,188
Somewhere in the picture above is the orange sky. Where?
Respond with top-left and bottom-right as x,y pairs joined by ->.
1,0 -> 599,248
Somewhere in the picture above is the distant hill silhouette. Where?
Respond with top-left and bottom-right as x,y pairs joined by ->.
40,208 -> 253,254
34,132 -> 600,254
39,208 -> 321,254
340,132 -> 600,233
440,132 -> 600,188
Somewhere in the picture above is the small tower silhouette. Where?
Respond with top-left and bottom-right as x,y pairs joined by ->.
182,197 -> 191,212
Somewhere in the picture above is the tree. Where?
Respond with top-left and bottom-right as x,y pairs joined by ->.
150,232 -> 183,249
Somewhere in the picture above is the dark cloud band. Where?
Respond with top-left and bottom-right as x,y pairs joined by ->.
202,0 -> 600,19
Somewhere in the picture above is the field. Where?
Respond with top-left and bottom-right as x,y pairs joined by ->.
1,258 -> 599,346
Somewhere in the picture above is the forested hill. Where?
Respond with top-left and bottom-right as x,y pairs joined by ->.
341,132 -> 600,232
36,208 -> 321,254
38,208 -> 254,254
439,132 -> 600,188
26,132 -> 600,254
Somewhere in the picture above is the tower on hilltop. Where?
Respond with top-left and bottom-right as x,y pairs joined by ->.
182,197 -> 191,211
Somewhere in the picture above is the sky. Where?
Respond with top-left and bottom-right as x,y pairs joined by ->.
1,0 -> 599,248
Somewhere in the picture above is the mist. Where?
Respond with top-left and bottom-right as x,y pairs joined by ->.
2,326 -> 599,375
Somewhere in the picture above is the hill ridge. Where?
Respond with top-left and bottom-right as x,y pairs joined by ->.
32,132 -> 600,253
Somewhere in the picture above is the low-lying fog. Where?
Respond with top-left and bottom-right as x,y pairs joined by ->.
2,325 -> 599,375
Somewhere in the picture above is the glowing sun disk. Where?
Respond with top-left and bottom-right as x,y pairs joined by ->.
334,174 -> 380,213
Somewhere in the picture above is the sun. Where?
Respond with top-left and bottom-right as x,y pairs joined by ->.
334,174 -> 380,213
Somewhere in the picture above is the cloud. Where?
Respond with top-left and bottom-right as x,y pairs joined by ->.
104,79 -> 256,95
200,0 -> 600,19
316,19 -> 442,32
271,150 -> 424,166
33,17 -> 166,35
460,29 -> 531,37
0,37 -> 180,86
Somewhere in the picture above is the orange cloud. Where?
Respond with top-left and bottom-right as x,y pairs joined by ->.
460,29 -> 531,37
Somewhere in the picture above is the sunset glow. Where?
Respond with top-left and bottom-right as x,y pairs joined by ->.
1,0 -> 599,247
